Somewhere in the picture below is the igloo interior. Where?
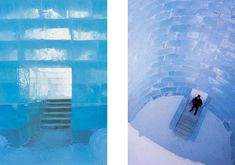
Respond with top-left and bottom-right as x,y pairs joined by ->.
0,0 -> 107,164
129,0 -> 235,165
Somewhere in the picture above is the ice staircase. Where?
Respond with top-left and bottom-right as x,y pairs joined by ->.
174,107 -> 199,139
41,99 -> 72,129
174,89 -> 208,140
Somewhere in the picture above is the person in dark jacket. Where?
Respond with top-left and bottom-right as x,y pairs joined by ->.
189,95 -> 202,116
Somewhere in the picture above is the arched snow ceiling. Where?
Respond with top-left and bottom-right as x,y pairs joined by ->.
129,0 -> 235,125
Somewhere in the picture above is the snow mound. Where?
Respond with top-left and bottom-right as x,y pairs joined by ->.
129,124 -> 203,165
90,128 -> 107,165
0,135 -> 8,151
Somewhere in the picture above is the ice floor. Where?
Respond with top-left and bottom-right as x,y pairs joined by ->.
0,129 -> 104,165
130,96 -> 231,165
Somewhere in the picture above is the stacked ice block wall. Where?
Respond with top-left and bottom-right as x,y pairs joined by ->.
129,0 -> 235,162
0,0 -> 107,145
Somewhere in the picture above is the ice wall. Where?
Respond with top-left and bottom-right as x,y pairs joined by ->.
0,0 -> 107,145
0,0 -> 107,102
129,0 -> 235,162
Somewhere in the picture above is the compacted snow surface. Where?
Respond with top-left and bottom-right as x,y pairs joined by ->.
130,96 -> 231,165
0,129 -> 106,165
129,124 -> 203,165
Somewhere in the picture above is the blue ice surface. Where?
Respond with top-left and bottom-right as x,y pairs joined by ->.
129,0 -> 235,162
0,0 -> 107,155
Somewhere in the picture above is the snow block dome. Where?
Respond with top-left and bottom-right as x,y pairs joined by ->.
129,0 -> 235,164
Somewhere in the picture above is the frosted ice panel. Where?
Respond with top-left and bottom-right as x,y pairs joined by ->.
24,48 -> 68,61
18,68 -> 30,102
0,31 -> 17,41
73,69 -> 107,84
72,20 -> 107,40
0,105 -> 27,128
0,50 -> 18,61
72,105 -> 107,130
92,0 -> 107,18
0,2 -> 40,19
0,68 -> 17,83
97,41 -> 107,61
41,9 -> 63,19
0,84 -> 19,102
70,41 -> 100,61
67,0 -> 92,18
72,84 -> 106,103
73,31 -> 106,40
23,28 -> 71,40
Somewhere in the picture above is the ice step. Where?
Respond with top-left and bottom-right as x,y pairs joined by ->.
47,102 -> 71,106
40,123 -> 71,129
178,121 -> 194,129
43,111 -> 71,115
47,99 -> 71,103
174,129 -> 190,140
41,119 -> 71,124
43,112 -> 71,118
181,116 -> 195,122
177,122 -> 194,131
45,105 -> 72,109
41,99 -> 72,129
45,108 -> 71,112
41,117 -> 71,120
175,127 -> 191,138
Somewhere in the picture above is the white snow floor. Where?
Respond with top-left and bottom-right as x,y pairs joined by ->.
129,124 -> 203,165
0,129 -> 103,165
130,96 -> 232,165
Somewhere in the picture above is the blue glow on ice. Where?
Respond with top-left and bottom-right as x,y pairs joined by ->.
129,0 -> 235,163
0,1 -> 107,163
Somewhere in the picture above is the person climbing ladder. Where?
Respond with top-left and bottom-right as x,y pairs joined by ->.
189,95 -> 203,116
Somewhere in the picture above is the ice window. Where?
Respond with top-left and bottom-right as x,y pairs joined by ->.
69,10 -> 90,18
41,9 -> 63,19
73,31 -> 106,40
0,31 -> 17,40
4,8 -> 40,19
24,48 -> 68,61
23,28 -> 71,40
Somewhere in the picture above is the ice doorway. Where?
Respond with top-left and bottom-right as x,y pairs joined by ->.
26,68 -> 72,145
28,68 -> 72,100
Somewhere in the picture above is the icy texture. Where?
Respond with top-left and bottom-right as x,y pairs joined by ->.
131,96 -> 231,165
0,101 -> 45,146
0,129 -> 105,165
72,64 -> 107,133
0,135 -> 7,152
0,0 -> 107,103
129,0 -> 235,163
90,128 -> 107,165
0,0 -> 107,153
